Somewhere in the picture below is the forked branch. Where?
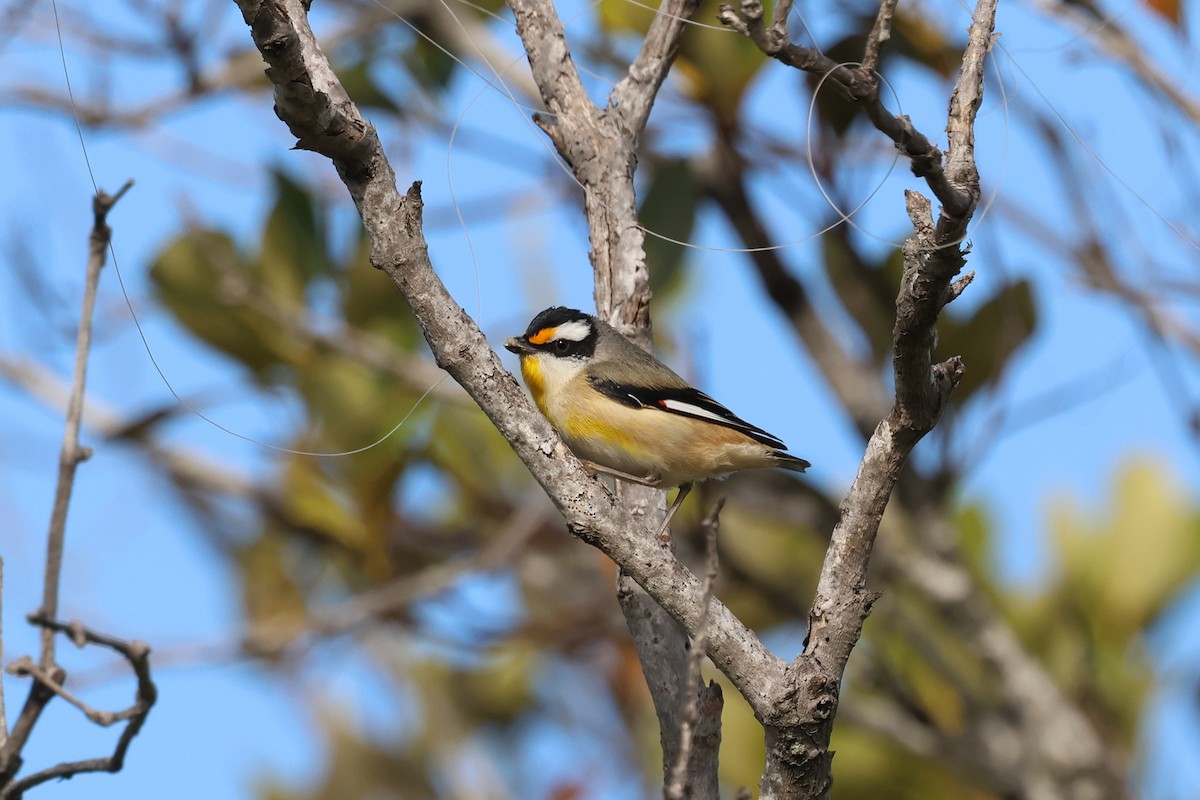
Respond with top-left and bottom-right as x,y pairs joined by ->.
0,182 -> 156,798
2,616 -> 156,799
718,0 -> 977,216
233,0 -> 997,796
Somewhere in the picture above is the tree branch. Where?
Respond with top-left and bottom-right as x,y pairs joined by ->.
38,180 -> 133,670
717,0 -> 974,216
611,0 -> 700,138
714,0 -> 993,793
0,183 -> 152,796
860,0 -> 898,77
664,499 -> 725,800
233,0 -> 785,718
804,0 -> 993,676
507,2 -> 721,787
233,1 -> 1001,796
1,616 -> 156,800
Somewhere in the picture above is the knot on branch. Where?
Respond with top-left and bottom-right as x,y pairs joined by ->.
717,0 -> 783,54
404,181 -> 425,237
566,523 -> 599,548
933,356 -> 965,397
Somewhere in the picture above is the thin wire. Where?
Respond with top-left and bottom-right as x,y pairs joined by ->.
1006,0 -> 1137,56
51,0 -> 96,194
390,0 -> 849,258
801,52 -> 1010,255
388,0 -> 1194,266
50,0 -> 448,458
369,0 -> 545,115
804,62 -> 904,245
616,0 -> 737,32
996,37 -> 1200,252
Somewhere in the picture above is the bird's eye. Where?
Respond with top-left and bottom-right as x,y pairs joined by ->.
553,339 -> 571,354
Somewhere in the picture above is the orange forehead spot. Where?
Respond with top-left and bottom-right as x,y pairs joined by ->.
528,327 -> 556,345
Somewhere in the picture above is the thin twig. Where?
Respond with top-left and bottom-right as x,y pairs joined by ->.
38,180 -> 133,670
718,0 -> 970,214
664,498 -> 724,800
0,183 -> 137,794
5,657 -> 134,727
860,0 -> 899,77
2,615 -> 155,800
612,0 -> 700,136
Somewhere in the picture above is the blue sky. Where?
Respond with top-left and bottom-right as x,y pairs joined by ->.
1,0 -> 1199,797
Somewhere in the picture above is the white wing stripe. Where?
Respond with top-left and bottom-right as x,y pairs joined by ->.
661,399 -> 732,424
658,398 -> 785,448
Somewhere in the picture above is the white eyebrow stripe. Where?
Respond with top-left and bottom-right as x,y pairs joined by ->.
552,319 -> 592,341
660,399 -> 730,424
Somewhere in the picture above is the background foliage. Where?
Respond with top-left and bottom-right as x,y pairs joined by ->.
1,0 -> 1198,797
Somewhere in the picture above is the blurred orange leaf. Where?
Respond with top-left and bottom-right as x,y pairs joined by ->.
1143,0 -> 1183,25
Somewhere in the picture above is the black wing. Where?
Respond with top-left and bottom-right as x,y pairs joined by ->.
588,377 -> 787,450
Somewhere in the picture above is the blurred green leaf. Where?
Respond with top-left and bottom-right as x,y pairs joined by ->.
150,230 -> 296,375
259,170 -> 330,300
338,59 -> 404,115
600,0 -> 765,122
1052,459 -> 1200,641
641,159 -> 698,300
938,279 -> 1037,402
825,237 -> 902,360
405,35 -> 458,90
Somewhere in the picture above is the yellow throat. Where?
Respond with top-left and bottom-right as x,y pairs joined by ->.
519,356 -> 550,417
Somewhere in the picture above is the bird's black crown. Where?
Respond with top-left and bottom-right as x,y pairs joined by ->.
519,306 -> 598,359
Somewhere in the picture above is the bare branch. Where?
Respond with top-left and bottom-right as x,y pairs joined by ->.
804,0 -> 997,690
507,6 -> 725,793
0,183 -> 155,797
861,0 -> 899,77
38,180 -> 132,670
665,499 -> 725,800
746,0 -> 994,793
506,0 -> 594,155
611,0 -> 700,137
509,0 -> 654,329
1,616 -> 156,800
234,0 -> 785,716
718,0 -> 972,215
939,0 -> 996,225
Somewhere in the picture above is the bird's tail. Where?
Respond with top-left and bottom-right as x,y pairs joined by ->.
771,451 -> 811,473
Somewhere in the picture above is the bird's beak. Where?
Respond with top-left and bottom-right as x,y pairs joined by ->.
504,336 -> 533,355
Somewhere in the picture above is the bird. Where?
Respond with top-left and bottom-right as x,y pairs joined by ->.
504,306 -> 809,540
